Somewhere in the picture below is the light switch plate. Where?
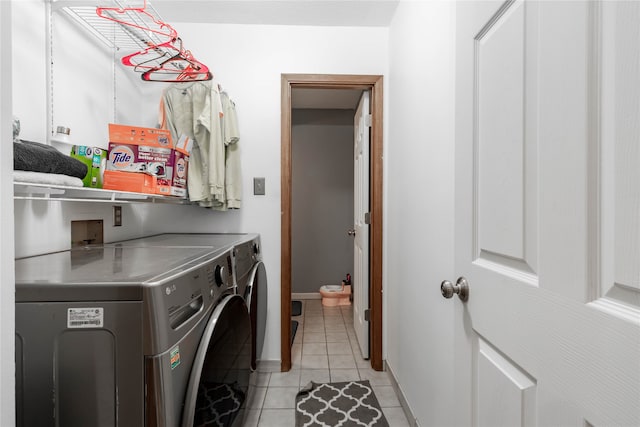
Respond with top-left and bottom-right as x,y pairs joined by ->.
253,177 -> 265,195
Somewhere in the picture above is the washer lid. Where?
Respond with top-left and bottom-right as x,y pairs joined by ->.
15,246 -> 219,301
109,233 -> 257,249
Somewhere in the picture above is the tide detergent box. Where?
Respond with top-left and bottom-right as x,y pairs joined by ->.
102,170 -> 157,194
104,124 -> 189,197
70,146 -> 107,188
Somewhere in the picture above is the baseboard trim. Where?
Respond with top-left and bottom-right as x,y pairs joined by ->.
385,360 -> 419,427
292,292 -> 321,300
256,359 -> 281,373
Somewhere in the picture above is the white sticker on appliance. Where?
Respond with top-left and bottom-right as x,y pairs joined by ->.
67,308 -> 104,328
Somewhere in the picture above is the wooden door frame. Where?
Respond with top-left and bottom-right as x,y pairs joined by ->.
281,73 -> 384,371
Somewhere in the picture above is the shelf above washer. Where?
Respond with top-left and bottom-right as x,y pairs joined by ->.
14,181 -> 190,205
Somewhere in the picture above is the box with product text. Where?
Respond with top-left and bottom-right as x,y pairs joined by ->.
70,146 -> 107,188
105,124 -> 189,197
102,170 -> 158,194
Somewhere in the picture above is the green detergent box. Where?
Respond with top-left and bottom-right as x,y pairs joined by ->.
71,146 -> 107,188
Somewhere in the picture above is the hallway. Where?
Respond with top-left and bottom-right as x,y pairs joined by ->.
245,300 -> 411,426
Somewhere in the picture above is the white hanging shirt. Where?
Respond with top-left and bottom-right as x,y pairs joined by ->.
221,91 -> 242,209
161,80 -> 225,207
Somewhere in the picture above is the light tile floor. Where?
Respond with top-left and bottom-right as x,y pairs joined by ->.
244,299 -> 411,427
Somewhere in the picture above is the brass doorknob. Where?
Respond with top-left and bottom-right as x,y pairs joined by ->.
440,277 -> 469,302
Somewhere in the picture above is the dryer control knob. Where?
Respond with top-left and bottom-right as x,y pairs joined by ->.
253,242 -> 260,255
214,265 -> 227,287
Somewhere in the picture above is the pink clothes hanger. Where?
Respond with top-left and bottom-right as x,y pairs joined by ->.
122,37 -> 212,82
96,2 -> 212,82
96,0 -> 177,43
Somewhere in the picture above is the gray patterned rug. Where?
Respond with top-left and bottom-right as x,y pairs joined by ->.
295,380 -> 389,427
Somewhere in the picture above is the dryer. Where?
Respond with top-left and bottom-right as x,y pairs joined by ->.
15,244 -> 250,427
112,233 -> 268,369
233,235 -> 267,370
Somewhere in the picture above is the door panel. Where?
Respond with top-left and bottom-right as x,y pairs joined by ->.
476,339 -> 536,427
455,1 -> 640,426
354,90 -> 370,359
477,0 -> 528,264
599,0 -> 640,311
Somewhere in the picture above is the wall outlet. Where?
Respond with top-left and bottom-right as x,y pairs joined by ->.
71,220 -> 104,247
113,205 -> 122,227
254,177 -> 266,195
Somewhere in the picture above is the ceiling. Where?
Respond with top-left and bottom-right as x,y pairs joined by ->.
151,0 -> 399,27
150,1 -> 382,109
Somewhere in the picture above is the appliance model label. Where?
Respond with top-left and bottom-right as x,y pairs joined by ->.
170,346 -> 181,370
67,308 -> 104,328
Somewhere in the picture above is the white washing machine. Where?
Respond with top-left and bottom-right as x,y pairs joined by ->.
15,243 -> 251,427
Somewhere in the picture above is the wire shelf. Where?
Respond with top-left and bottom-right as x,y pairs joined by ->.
59,1 -> 169,53
56,1 -> 210,81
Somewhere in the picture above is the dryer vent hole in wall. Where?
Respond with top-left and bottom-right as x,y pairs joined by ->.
71,220 -> 104,247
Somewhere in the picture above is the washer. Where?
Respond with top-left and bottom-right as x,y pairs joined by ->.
112,233 -> 268,369
15,244 -> 250,427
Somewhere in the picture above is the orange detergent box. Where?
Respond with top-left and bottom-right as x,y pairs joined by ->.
105,124 -> 189,197
103,170 -> 157,194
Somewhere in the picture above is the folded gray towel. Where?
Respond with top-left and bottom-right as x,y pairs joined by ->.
14,140 -> 88,179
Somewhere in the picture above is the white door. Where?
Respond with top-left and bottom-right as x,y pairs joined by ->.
453,1 -> 640,426
353,90 -> 370,359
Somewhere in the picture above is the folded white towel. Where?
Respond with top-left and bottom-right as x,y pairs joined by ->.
14,171 -> 84,187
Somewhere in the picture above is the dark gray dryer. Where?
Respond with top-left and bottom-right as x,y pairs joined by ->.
113,233 -> 268,369
233,235 -> 267,370
15,244 -> 250,427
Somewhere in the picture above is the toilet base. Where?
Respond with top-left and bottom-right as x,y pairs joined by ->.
319,284 -> 351,307
321,296 -> 351,307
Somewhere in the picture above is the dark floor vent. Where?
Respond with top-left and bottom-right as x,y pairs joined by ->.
292,300 -> 302,317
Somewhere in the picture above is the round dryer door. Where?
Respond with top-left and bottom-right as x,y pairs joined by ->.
245,261 -> 267,371
182,294 -> 251,427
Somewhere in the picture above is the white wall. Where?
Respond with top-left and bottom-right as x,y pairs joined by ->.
10,3 -> 389,367
1,2 -> 15,424
386,1 -> 456,425
291,112 -> 354,294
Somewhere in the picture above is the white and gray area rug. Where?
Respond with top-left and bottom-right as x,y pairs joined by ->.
295,380 -> 390,427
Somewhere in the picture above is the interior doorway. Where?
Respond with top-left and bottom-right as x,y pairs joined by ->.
280,74 -> 384,371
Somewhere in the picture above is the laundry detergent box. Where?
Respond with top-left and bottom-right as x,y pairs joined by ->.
103,170 -> 158,194
106,124 -> 189,197
70,146 -> 107,188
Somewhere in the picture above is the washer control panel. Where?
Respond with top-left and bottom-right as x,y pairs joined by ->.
143,250 -> 235,355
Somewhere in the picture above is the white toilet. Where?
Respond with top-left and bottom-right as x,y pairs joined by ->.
319,283 -> 351,306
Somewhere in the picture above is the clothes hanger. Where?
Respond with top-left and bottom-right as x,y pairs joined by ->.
121,39 -> 179,71
97,2 -> 211,82
123,39 -> 212,81
140,38 -> 212,82
141,56 -> 213,82
96,0 -> 177,43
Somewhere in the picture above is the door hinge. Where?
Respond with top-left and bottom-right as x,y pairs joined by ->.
364,309 -> 370,322
364,212 -> 371,225
364,114 -> 372,127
